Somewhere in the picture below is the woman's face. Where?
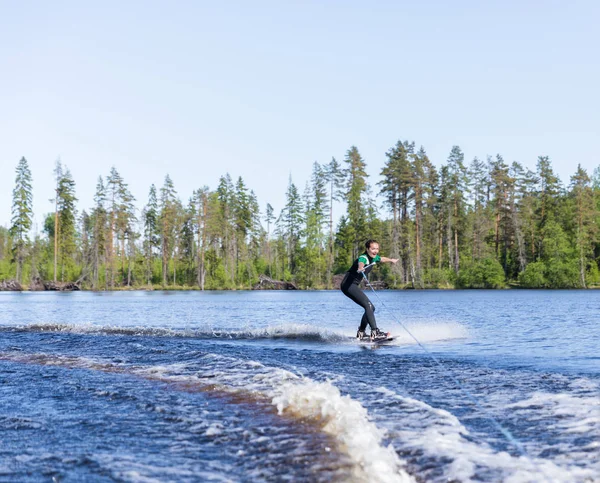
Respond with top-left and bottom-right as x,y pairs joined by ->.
367,243 -> 380,257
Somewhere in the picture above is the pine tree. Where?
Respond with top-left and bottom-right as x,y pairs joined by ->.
247,189 -> 263,282
411,147 -> 434,287
517,167 -> 540,261
180,198 -> 196,285
446,146 -> 468,273
508,162 -> 527,275
423,161 -> 440,272
106,167 -> 136,286
379,140 -> 414,281
467,157 -> 490,261
265,203 -> 275,277
301,162 -> 329,287
90,177 -> 108,289
56,166 -> 78,282
143,184 -> 160,285
344,146 -> 369,260
233,176 -> 252,284
159,175 -> 178,287
281,176 -> 303,275
437,165 -> 451,271
193,187 -> 210,290
79,210 -> 93,285
536,156 -> 562,259
216,174 -> 235,285
569,165 -> 596,287
325,157 -> 345,285
105,167 -> 121,287
9,157 -> 33,283
52,160 -> 62,282
489,154 -> 512,272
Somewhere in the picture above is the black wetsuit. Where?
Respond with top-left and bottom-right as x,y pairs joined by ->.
340,253 -> 381,331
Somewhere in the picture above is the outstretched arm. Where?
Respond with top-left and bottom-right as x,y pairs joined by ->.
380,256 -> 399,264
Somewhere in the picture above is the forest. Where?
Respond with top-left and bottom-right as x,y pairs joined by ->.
2,141 -> 599,290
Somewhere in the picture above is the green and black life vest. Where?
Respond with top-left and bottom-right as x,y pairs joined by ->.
346,253 -> 381,284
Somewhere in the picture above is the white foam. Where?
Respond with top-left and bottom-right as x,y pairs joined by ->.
273,380 -> 412,482
508,392 -> 600,434
11,320 -> 471,346
12,322 -> 350,343
386,321 -> 469,345
146,356 -> 414,482
245,323 -> 348,342
373,386 -> 599,483
0,350 -> 414,482
205,423 -> 223,436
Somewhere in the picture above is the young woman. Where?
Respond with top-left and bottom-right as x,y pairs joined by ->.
340,239 -> 398,341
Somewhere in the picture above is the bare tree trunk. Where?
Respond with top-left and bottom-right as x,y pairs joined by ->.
201,195 -> 207,290
473,216 -> 478,261
415,188 -> 423,287
578,201 -> 586,288
453,199 -> 459,273
127,234 -> 133,286
54,205 -> 59,282
327,189 -> 333,288
438,222 -> 443,271
162,234 -> 168,287
454,228 -> 459,273
447,206 -> 453,271
513,210 -> 526,272
16,249 -> 22,284
93,239 -> 99,289
173,250 -> 177,286
580,242 -> 586,288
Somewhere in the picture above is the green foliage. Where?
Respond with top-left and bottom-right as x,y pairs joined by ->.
344,146 -> 370,257
3,144 -> 599,291
544,260 -> 581,288
586,262 -> 600,286
456,258 -> 506,288
10,157 -> 33,282
422,268 -> 454,288
53,163 -> 78,282
333,216 -> 353,274
519,259 -> 582,288
541,221 -> 572,262
518,262 -> 547,288
0,258 -> 14,280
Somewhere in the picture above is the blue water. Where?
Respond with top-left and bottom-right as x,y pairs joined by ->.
0,290 -> 598,482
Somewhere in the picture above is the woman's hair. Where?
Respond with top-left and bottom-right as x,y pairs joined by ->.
365,239 -> 379,250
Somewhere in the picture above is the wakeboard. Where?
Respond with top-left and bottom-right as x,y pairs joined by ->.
352,334 -> 395,344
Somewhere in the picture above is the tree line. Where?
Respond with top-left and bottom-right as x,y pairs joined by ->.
2,142 -> 599,290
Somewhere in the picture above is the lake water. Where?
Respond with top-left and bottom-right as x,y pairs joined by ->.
0,290 -> 598,482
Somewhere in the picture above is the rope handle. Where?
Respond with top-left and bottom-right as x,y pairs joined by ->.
357,262 -> 376,274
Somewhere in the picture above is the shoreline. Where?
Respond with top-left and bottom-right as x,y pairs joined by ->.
2,285 -> 599,292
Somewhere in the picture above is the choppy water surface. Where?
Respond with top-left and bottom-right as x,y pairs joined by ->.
0,290 -> 598,482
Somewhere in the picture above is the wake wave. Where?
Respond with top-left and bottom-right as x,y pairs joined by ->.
1,323 -> 352,342
1,323 -> 349,342
0,350 -> 414,483
0,321 -> 468,345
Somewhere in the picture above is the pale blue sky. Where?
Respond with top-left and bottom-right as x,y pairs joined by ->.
1,0 -> 599,230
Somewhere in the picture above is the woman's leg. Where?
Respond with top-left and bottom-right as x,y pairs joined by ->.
341,280 -> 377,330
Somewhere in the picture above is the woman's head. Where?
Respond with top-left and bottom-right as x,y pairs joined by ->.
365,239 -> 380,257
